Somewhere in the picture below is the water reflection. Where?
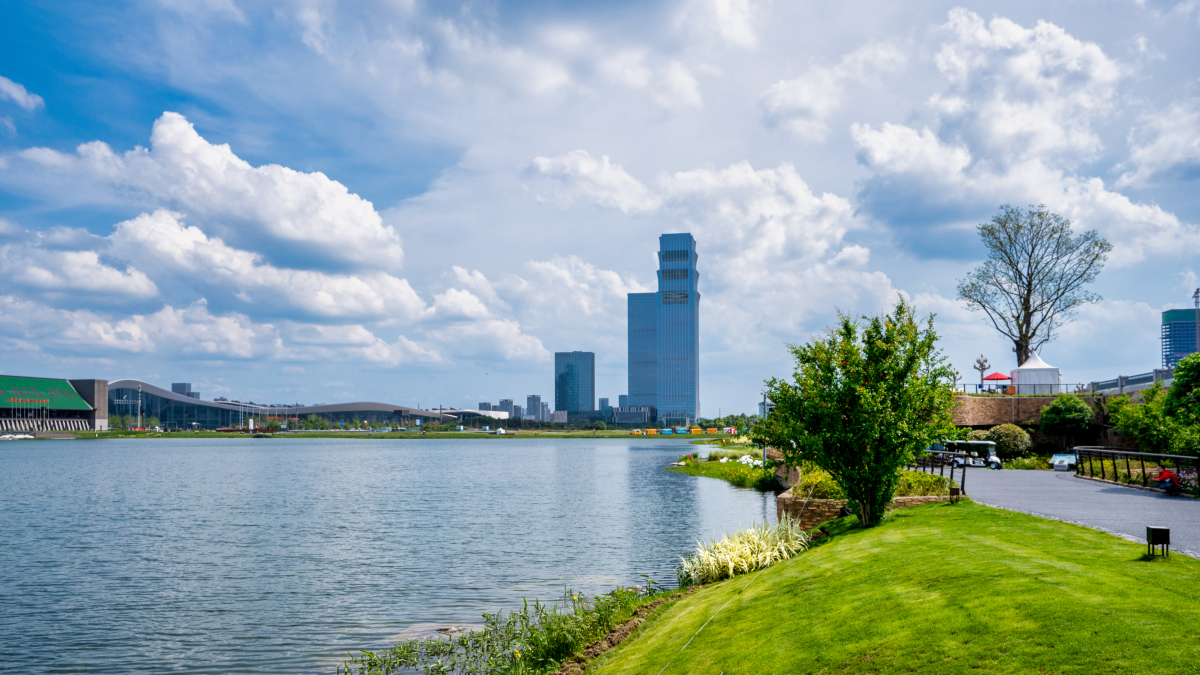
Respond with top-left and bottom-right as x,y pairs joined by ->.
0,438 -> 774,674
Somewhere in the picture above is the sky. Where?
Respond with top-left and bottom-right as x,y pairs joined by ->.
1,0 -> 1199,414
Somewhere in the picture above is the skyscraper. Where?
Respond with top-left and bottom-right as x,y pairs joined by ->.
628,233 -> 700,426
1163,308 -> 1200,368
527,395 -> 542,421
598,397 -> 609,409
554,352 -> 595,412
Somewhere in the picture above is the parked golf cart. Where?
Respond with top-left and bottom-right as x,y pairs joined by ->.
944,440 -> 1003,470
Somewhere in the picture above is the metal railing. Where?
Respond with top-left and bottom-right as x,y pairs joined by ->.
952,384 -> 1090,395
912,450 -> 971,497
1074,447 -> 1200,497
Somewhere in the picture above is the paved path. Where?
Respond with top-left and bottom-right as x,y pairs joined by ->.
959,468 -> 1200,558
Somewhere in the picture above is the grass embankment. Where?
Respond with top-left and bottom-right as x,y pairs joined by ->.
591,501 -> 1200,675
72,429 -> 729,440
668,451 -> 780,491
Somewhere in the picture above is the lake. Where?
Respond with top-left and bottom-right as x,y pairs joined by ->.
0,437 -> 774,674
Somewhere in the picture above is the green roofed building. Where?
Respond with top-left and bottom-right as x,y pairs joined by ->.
0,376 -> 107,432
1162,309 -> 1200,369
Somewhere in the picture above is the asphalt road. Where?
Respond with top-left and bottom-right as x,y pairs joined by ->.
960,468 -> 1200,558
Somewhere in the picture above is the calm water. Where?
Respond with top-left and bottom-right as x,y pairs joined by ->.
0,438 -> 774,674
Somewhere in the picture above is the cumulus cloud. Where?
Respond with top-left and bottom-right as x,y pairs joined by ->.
108,210 -> 426,320
13,112 -> 406,270
0,76 -> 44,111
531,150 -> 661,213
679,0 -> 757,49
759,43 -> 907,140
1118,101 -> 1200,186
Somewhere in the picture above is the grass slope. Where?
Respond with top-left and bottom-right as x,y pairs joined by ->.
591,501 -> 1200,674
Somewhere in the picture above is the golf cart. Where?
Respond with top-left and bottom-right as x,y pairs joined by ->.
944,440 -> 1003,470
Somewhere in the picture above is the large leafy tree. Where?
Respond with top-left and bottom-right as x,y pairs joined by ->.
751,297 -> 956,526
1163,353 -> 1200,423
1038,394 -> 1094,449
957,205 -> 1111,366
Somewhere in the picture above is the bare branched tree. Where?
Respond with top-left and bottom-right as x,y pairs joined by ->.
957,205 -> 1112,367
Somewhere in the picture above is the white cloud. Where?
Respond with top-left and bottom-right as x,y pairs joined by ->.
1118,101 -> 1200,186
932,8 -> 1123,164
108,210 -> 426,320
0,76 -> 44,111
14,112 -> 406,270
759,43 -> 907,140
531,150 -> 661,213
679,0 -> 757,49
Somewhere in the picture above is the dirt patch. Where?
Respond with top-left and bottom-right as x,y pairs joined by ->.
550,586 -> 700,675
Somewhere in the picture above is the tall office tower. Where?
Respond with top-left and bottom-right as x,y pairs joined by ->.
527,395 -> 542,421
541,401 -> 550,420
627,233 -> 700,426
1162,308 -> 1200,368
498,399 -> 513,414
618,394 -> 629,407
599,397 -> 609,409
513,405 -> 524,418
555,351 -> 596,412
479,402 -> 493,411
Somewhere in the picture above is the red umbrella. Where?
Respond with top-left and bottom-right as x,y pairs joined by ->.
982,372 -> 1011,381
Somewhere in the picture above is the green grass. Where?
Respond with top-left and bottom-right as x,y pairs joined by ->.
668,459 -> 780,491
590,501 -> 1200,675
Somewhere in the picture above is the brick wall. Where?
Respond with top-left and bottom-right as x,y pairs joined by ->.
952,395 -> 1101,428
776,488 -> 955,529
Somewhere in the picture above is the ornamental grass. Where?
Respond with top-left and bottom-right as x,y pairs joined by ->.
676,519 -> 809,587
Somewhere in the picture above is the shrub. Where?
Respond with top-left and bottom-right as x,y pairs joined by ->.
676,520 -> 809,587
340,585 -> 664,675
968,429 -> 990,441
1005,456 -> 1050,470
1110,383 -> 1175,453
895,470 -> 953,496
793,465 -> 847,500
1170,425 -> 1200,457
986,424 -> 1032,460
1039,394 -> 1094,446
1164,352 -> 1200,423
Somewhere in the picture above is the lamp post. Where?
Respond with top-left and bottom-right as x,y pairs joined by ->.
974,355 -> 989,394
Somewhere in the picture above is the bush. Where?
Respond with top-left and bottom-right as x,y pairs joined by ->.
1039,394 -> 1094,446
793,464 -> 847,499
676,520 -> 809,587
1164,352 -> 1200,423
1170,425 -> 1200,457
968,429 -> 990,441
1110,383 -> 1175,453
340,586 -> 663,675
895,471 -> 953,497
986,424 -> 1032,460
1005,456 -> 1051,470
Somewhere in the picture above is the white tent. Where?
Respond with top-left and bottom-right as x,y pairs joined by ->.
1010,352 -> 1062,395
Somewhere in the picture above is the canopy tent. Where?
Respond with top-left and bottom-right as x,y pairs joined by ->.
1009,352 -> 1062,394
982,372 -> 1011,381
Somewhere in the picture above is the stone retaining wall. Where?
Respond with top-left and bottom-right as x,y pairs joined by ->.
775,488 -> 954,529
952,395 -> 1101,427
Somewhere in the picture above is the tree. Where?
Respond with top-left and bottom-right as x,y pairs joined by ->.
1110,383 -> 1175,453
1163,353 -> 1200,423
751,297 -> 956,526
986,423 -> 1032,460
957,205 -> 1112,366
1039,394 -> 1094,449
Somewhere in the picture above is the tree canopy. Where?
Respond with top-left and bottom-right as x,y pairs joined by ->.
751,297 -> 956,526
957,205 -> 1111,366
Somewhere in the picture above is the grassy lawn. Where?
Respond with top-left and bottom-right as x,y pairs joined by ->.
668,458 -> 778,491
591,501 -> 1200,674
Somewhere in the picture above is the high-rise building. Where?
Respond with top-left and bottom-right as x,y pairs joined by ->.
541,401 -> 550,421
627,233 -> 699,426
171,383 -> 200,399
513,405 -> 524,418
1163,308 -> 1200,369
598,397 -> 609,409
527,395 -> 542,421
498,399 -> 513,414
479,402 -> 492,411
618,394 -> 629,407
555,351 -> 595,412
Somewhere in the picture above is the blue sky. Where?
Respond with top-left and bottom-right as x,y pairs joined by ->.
1,0 -> 1199,414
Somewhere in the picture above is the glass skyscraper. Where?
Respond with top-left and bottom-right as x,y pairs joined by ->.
628,233 -> 699,426
554,351 -> 595,412
1162,308 -> 1200,368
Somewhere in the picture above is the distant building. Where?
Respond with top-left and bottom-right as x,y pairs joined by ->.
552,410 -> 568,423
598,397 -> 609,409
513,405 -> 524,418
498,399 -> 513,414
613,406 -> 655,426
555,351 -> 595,412
627,233 -> 700,427
527,395 -> 542,422
541,401 -> 550,420
171,383 -> 201,400
479,402 -> 493,411
1162,308 -> 1200,368
618,394 -> 629,407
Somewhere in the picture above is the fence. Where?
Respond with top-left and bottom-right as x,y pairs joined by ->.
951,384 -> 1090,395
911,450 -> 971,497
1074,447 -> 1200,497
